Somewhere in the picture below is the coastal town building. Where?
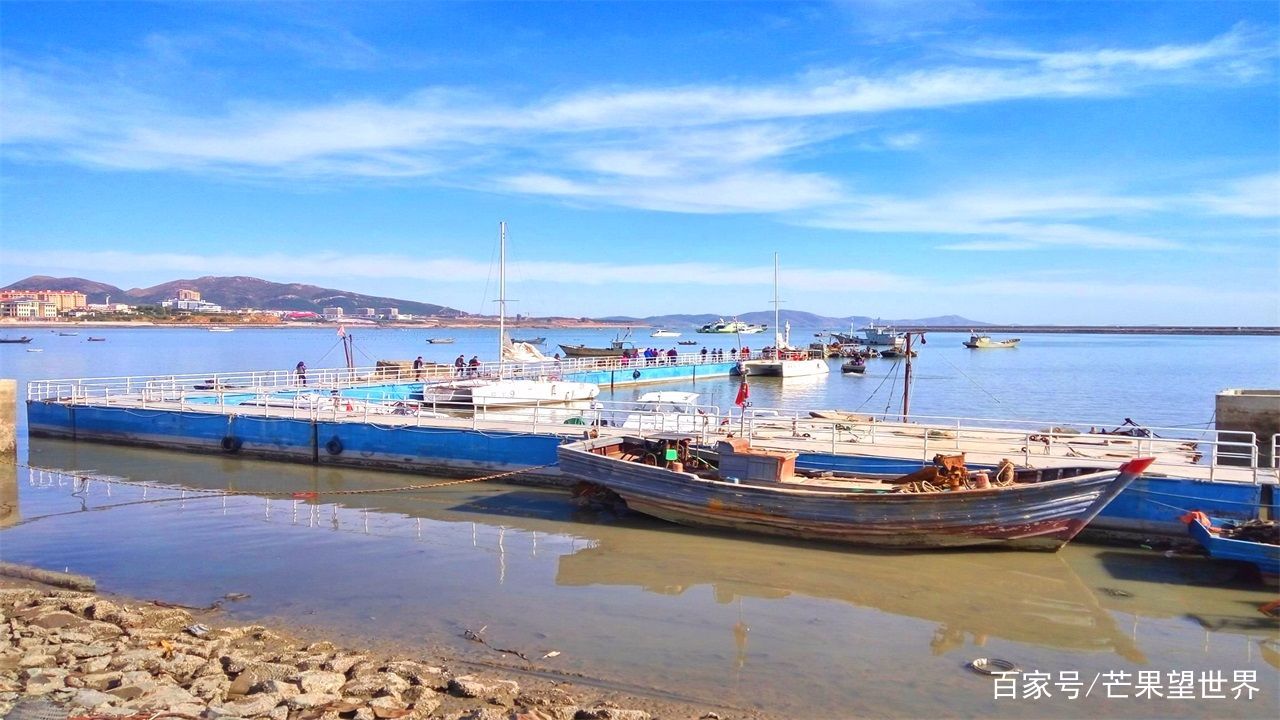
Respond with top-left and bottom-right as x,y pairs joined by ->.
0,289 -> 87,312
323,307 -> 345,320
378,307 -> 399,319
0,296 -> 59,318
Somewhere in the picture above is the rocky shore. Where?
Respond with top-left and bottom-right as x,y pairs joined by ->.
0,581 -> 748,720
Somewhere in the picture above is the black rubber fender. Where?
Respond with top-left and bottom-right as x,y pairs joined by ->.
220,436 -> 243,453
632,369 -> 641,380
325,436 -> 344,455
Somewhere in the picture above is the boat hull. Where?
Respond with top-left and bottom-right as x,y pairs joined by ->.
742,358 -> 831,377
558,438 -> 1148,551
559,345 -> 627,358
1187,518 -> 1280,580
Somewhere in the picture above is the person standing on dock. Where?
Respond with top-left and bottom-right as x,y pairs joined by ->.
413,356 -> 425,380
454,354 -> 465,377
295,361 -> 307,386
468,355 -> 480,377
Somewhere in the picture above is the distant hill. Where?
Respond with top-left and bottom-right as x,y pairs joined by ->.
2,275 -> 466,317
4,275 -> 988,325
600,311 -> 988,328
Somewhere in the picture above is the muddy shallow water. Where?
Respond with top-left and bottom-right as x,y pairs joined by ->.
2,439 -> 1275,718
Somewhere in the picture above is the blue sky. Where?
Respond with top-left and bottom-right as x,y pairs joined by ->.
2,1 -> 1277,324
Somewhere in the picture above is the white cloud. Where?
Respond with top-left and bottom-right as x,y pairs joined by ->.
1194,172 -> 1280,218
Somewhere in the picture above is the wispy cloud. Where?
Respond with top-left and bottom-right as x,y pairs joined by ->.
1193,172 -> 1280,218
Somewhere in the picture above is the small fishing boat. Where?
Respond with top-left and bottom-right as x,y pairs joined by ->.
511,336 -> 545,345
87,337 -> 107,342
58,331 -> 79,336
26,348 -> 43,353
559,330 -> 635,358
0,336 -> 34,344
208,326 -> 234,333
650,329 -> 681,338
677,340 -> 699,346
841,359 -> 866,374
427,338 -> 455,344
559,434 -> 1153,551
1183,512 -> 1279,582
964,333 -> 1020,349
878,347 -> 917,359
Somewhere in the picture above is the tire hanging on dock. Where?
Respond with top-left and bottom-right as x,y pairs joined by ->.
220,436 -> 243,453
325,436 -> 344,455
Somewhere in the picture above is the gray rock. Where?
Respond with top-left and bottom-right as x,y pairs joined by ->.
354,708 -> 376,720
29,611 -> 87,630
450,675 -> 519,699
79,671 -> 123,690
78,654 -> 113,674
161,652 -> 206,680
218,692 -> 283,717
267,705 -> 290,720
109,648 -> 165,673
68,687 -> 118,710
369,695 -> 407,718
325,653 -> 368,675
341,671 -> 411,698
457,709 -> 512,720
63,643 -> 114,659
189,674 -> 231,702
24,671 -> 65,695
401,686 -> 439,705
259,679 -> 300,699
296,669 -> 347,695
285,691 -> 341,710
122,684 -> 200,710
18,653 -> 56,668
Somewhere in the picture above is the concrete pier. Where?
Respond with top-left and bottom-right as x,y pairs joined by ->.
1216,389 -> 1280,467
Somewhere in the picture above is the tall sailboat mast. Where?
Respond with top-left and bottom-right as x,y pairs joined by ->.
498,221 -> 507,371
772,252 -> 782,350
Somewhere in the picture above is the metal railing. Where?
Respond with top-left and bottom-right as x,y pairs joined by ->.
25,367 -> 1279,483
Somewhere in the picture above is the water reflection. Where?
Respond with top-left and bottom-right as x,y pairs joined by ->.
13,438 -> 1279,718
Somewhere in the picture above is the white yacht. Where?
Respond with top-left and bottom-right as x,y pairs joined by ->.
740,254 -> 831,378
649,329 -> 682,338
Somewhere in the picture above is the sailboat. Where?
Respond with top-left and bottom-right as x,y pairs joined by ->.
740,254 -> 830,378
424,222 -> 600,408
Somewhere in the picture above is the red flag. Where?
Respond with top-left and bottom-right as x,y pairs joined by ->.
734,380 -> 750,407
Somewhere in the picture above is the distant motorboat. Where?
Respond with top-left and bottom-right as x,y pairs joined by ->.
208,326 -> 234,333
841,359 -> 867,374
964,333 -> 1020,349
878,347 -> 917,359
26,348 -> 43,352
87,337 -> 107,342
58,331 -> 79,336
511,336 -> 545,345
1,336 -> 34,344
427,338 -> 455,344
650,329 -> 681,338
677,340 -> 699,346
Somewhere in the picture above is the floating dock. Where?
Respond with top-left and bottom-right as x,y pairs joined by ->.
25,362 -> 1280,542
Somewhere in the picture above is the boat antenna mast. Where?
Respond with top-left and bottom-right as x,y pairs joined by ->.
901,331 -> 926,421
772,252 -> 783,351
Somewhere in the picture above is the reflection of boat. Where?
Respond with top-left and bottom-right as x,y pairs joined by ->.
649,329 -> 681,338
558,434 -> 1153,550
0,336 -> 33,344
511,336 -> 545,345
697,318 -> 767,334
426,338 -> 455,344
559,330 -> 635,358
556,528 -> 1147,660
1184,512 -> 1279,582
964,333 -> 1020,349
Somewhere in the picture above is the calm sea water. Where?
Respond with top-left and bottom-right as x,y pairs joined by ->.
2,326 -> 1278,718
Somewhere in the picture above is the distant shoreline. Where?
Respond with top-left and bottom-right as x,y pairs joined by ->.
2,319 -> 1276,336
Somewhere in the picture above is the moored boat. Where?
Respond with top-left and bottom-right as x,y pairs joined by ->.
677,339 -> 699,346
650,329 -> 681,338
964,333 -> 1020,349
511,336 -> 545,345
0,336 -> 34,344
1183,512 -> 1279,582
87,337 -> 107,342
558,433 -> 1153,551
426,338 -> 455,344
559,330 -> 636,358
841,359 -> 866,374
738,256 -> 831,379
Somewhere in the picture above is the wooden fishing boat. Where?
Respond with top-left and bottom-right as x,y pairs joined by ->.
558,434 -> 1153,551
1183,512 -> 1279,582
841,359 -> 866,374
0,336 -> 33,344
559,330 -> 635,358
677,340 -> 699,346
511,336 -> 545,345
